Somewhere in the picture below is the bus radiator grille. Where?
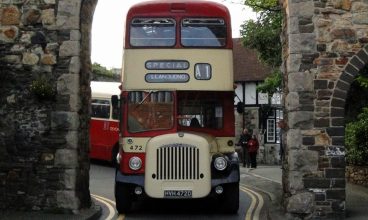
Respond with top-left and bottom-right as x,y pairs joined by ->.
155,144 -> 200,180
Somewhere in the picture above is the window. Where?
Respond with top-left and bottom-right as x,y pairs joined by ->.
266,119 -> 275,142
234,83 -> 243,104
91,99 -> 110,119
181,18 -> 226,47
265,109 -> 283,143
271,92 -> 282,105
130,18 -> 176,47
245,83 -> 256,105
178,97 -> 223,129
127,91 -> 174,133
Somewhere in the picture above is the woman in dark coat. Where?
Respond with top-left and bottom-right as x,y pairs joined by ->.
238,128 -> 251,167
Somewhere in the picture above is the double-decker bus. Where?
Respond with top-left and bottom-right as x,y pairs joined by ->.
89,81 -> 121,164
114,0 -> 239,213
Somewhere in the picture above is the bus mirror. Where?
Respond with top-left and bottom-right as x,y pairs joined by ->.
236,102 -> 244,114
111,95 -> 119,107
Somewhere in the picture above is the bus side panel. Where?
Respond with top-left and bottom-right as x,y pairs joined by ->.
90,119 -> 119,161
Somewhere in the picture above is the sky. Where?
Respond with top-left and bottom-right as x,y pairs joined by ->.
91,0 -> 257,69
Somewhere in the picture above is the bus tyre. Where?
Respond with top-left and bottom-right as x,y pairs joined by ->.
111,145 -> 119,167
115,182 -> 132,213
223,182 -> 239,213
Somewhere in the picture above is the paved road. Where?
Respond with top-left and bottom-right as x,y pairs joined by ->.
89,161 -> 271,220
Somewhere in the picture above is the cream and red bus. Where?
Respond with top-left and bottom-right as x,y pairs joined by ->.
114,0 -> 239,213
90,81 -> 121,164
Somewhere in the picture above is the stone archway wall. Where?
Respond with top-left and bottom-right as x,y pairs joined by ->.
0,0 -> 97,212
281,0 -> 368,218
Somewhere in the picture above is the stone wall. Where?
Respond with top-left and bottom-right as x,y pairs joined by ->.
281,0 -> 368,218
0,0 -> 97,212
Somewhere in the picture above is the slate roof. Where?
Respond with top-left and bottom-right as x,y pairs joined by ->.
233,38 -> 272,82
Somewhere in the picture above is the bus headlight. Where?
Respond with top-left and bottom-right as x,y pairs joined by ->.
129,156 -> 142,170
214,156 -> 227,171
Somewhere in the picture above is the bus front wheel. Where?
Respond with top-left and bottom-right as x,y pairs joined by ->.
222,182 -> 239,213
111,145 -> 119,167
115,182 -> 132,214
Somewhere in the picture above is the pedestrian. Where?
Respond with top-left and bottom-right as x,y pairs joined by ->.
237,128 -> 251,167
247,134 -> 259,169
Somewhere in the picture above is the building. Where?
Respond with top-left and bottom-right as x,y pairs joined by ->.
233,38 -> 282,165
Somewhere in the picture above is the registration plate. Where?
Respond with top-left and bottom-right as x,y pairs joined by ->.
164,190 -> 192,198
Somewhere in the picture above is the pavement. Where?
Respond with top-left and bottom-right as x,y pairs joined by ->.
1,165 -> 368,219
240,165 -> 368,220
0,202 -> 102,220
240,165 -> 285,220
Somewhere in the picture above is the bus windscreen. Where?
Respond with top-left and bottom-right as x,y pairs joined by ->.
181,18 -> 226,47
130,18 -> 176,47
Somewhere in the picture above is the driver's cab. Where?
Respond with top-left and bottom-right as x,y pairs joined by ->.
123,90 -> 233,136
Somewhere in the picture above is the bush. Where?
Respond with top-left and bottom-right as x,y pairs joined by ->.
345,107 -> 368,165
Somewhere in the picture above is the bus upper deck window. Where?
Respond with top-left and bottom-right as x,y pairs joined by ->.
130,18 -> 176,47
181,18 -> 226,47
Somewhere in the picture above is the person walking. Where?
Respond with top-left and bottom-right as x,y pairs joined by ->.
237,128 -> 251,167
247,134 -> 259,169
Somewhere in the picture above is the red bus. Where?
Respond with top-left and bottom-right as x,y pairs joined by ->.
89,81 -> 121,164
114,0 -> 239,213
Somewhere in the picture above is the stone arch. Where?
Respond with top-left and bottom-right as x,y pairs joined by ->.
281,0 -> 368,218
331,46 -> 368,118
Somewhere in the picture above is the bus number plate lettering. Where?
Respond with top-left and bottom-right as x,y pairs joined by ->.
164,190 -> 192,198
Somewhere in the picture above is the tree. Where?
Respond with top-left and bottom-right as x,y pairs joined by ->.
345,107 -> 368,165
240,0 -> 282,95
356,65 -> 368,89
256,70 -> 282,96
92,62 -> 114,77
92,62 -> 119,81
345,66 -> 368,165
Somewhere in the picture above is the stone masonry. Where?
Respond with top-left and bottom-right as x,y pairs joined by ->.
0,0 -> 97,212
281,0 -> 368,218
0,0 -> 368,218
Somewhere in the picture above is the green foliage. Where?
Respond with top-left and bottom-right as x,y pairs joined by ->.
240,0 -> 282,68
345,107 -> 368,165
356,65 -> 368,88
345,80 -> 368,123
92,62 -> 116,78
245,0 -> 279,12
30,76 -> 56,100
240,0 -> 283,97
357,75 -> 368,88
256,69 -> 282,95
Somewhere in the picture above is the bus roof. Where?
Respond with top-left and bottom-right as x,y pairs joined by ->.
127,0 -> 230,17
91,81 -> 121,98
